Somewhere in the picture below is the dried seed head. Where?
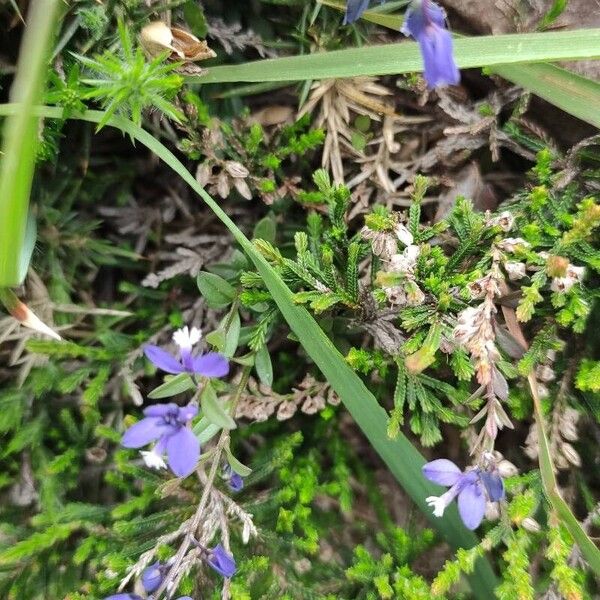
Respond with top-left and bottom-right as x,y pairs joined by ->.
170,27 -> 216,61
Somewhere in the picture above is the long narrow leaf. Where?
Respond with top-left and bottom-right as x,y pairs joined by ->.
0,0 -> 60,286
193,28 -> 600,85
0,103 -> 497,597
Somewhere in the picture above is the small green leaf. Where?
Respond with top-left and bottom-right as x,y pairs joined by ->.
201,382 -> 236,430
224,445 -> 252,476
192,416 -> 221,445
253,215 -> 277,243
254,344 -> 273,386
205,328 -> 226,352
224,310 -> 241,357
148,373 -> 195,399
197,271 -> 236,308
183,0 -> 208,37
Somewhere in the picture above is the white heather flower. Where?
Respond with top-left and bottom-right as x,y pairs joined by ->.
488,211 -> 514,232
385,286 -> 407,306
141,449 -> 167,470
394,223 -> 414,246
522,517 -> 541,533
497,237 -> 530,252
172,325 -> 202,351
497,460 -> 518,478
404,244 -> 420,264
504,261 -> 526,281
552,263 -> 585,293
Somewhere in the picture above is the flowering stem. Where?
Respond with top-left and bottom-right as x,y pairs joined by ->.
153,364 -> 252,599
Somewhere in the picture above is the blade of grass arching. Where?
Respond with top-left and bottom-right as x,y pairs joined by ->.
0,102 -> 497,596
491,63 -> 600,129
0,0 -> 60,287
193,28 -> 600,84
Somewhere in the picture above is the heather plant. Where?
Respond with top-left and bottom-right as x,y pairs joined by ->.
1,1 -> 600,599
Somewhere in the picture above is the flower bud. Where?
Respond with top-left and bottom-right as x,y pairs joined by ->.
522,517 -> 541,533
497,460 -> 518,478
560,442 -> 581,467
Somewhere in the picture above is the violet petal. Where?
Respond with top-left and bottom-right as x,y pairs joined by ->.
457,481 -> 486,530
144,345 -> 184,374
166,427 -> 200,478
208,544 -> 237,577
141,561 -> 163,593
480,471 -> 505,502
422,459 -> 462,486
343,0 -> 370,24
144,403 -> 178,418
192,352 -> 230,378
122,417 -> 165,449
105,595 -> 143,600
418,27 -> 460,88
177,403 -> 198,423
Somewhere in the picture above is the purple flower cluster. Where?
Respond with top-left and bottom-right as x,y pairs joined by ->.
111,326 -> 239,599
422,459 -> 504,529
121,326 -> 229,478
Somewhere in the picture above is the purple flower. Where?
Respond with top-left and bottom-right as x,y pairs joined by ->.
144,326 -> 229,378
122,402 -> 200,478
207,544 -> 237,578
401,0 -> 460,89
422,459 -> 504,530
228,472 -> 244,492
142,560 -> 164,592
343,0 -> 387,24
224,464 -> 244,492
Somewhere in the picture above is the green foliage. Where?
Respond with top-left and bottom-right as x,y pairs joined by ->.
76,20 -> 183,128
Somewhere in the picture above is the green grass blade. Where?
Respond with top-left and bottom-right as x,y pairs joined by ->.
193,28 -> 600,84
0,0 -> 60,287
0,103 -> 497,596
491,63 -> 600,129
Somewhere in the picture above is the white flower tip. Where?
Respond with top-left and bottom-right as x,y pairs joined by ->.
425,495 -> 446,518
173,325 -> 202,350
395,224 -> 414,246
15,303 -> 62,340
141,449 -> 167,470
